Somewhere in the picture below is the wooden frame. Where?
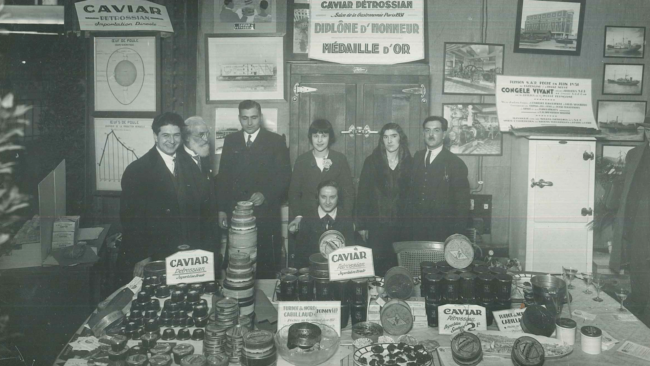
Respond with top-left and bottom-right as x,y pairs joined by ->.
205,35 -> 285,102
213,0 -> 286,35
597,100 -> 647,141
442,42 -> 504,95
442,103 -> 503,156
287,0 -> 310,61
602,63 -> 644,95
604,26 -> 645,58
514,0 -> 586,56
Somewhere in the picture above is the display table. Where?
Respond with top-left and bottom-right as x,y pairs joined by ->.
54,277 -> 650,366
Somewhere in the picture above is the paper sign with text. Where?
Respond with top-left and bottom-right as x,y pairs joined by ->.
165,249 -> 214,285
328,246 -> 375,281
277,301 -> 341,336
438,304 -> 487,335
493,308 -> 525,332
75,0 -> 174,32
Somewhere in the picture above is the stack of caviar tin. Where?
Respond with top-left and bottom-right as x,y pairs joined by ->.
203,297 -> 240,359
222,253 -> 256,318
229,201 -> 258,271
309,253 -> 330,300
242,330 -> 277,366
225,325 -> 249,365
204,323 -> 229,357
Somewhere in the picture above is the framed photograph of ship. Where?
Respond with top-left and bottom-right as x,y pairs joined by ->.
213,0 -> 286,35
597,100 -> 646,141
602,63 -> 644,95
443,43 -> 504,95
205,36 -> 284,101
604,26 -> 645,58
514,0 -> 586,56
442,103 -> 502,156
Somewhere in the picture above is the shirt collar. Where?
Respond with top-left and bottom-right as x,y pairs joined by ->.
156,146 -> 176,163
244,128 -> 261,144
184,144 -> 198,157
318,206 -> 337,220
425,145 -> 443,163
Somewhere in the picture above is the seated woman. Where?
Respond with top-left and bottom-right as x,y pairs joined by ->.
293,180 -> 355,269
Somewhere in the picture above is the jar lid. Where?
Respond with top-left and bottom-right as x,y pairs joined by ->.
280,274 -> 298,283
150,343 -> 173,355
380,300 -> 413,335
444,234 -> 475,269
149,354 -> 172,366
425,273 -> 445,282
450,332 -> 482,363
477,273 -> 495,281
181,354 -> 207,366
444,273 -> 461,282
243,330 -> 274,350
206,354 -> 229,366
556,317 -> 577,329
460,272 -> 476,280
172,343 -> 195,356
511,336 -> 545,366
581,325 -> 602,337
126,354 -> 149,366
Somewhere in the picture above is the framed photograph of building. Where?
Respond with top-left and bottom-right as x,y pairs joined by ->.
288,0 -> 310,60
213,0 -> 286,35
442,103 -> 502,156
597,100 -> 646,141
604,26 -> 645,58
443,43 -> 504,95
602,63 -> 644,95
205,36 -> 284,102
514,0 -> 586,56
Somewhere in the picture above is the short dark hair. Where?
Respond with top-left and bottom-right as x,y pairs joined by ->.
260,0 -> 269,10
308,119 -> 336,146
152,112 -> 184,135
238,100 -> 261,115
422,116 -> 448,131
317,180 -> 339,195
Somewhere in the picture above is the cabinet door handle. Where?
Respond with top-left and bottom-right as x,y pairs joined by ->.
341,125 -> 356,135
583,151 -> 594,160
581,208 -> 593,216
531,178 -> 554,188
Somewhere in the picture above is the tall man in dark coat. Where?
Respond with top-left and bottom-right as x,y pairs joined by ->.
216,100 -> 291,278
118,112 -> 213,282
406,116 -> 470,241
610,126 -> 650,325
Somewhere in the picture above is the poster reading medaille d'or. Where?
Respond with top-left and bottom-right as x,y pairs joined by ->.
309,0 -> 424,64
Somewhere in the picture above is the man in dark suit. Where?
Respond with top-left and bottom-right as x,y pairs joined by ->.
406,116 -> 470,241
216,100 -> 291,278
119,112 -> 213,282
610,126 -> 650,325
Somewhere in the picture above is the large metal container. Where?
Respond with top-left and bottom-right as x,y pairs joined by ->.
530,274 -> 567,315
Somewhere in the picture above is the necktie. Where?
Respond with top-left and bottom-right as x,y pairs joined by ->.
172,156 -> 178,177
192,155 -> 202,172
246,135 -> 252,148
324,214 -> 333,230
425,150 -> 432,168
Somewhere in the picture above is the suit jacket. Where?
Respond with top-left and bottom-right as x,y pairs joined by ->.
288,149 -> 355,220
295,207 -> 356,269
406,148 -> 470,242
216,128 -> 291,227
119,146 -> 209,264
611,143 -> 648,273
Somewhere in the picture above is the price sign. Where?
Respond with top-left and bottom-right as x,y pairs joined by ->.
277,301 -> 341,336
438,304 -> 487,335
493,308 -> 526,332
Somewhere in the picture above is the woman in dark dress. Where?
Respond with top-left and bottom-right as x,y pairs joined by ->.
356,123 -> 413,276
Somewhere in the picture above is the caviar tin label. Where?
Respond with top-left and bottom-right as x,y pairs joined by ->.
328,246 -> 375,281
493,308 -> 525,332
165,249 -> 214,285
438,304 -> 487,335
277,301 -> 341,336
444,234 -> 474,269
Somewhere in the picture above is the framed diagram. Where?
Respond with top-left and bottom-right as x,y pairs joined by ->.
214,107 -> 278,154
205,36 -> 285,102
443,43 -> 504,95
604,26 -> 645,58
602,63 -> 644,95
93,118 -> 154,193
94,36 -> 158,112
288,0 -> 310,61
514,0 -> 586,56
442,103 -> 502,156
213,0 -> 286,35
597,100 -> 646,141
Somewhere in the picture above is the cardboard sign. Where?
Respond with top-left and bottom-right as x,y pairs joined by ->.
165,249 -> 214,285
328,246 -> 374,281
75,0 -> 174,32
438,304 -> 487,335
493,308 -> 525,332
277,301 -> 341,336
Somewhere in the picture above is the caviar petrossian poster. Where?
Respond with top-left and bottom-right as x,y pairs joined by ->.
309,0 -> 425,64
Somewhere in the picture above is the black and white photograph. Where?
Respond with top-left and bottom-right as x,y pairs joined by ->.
514,0 -> 585,56
442,103 -> 502,155
214,0 -> 284,34
288,1 -> 309,60
597,100 -> 646,141
602,63 -> 644,95
206,36 -> 284,101
443,43 -> 504,95
604,26 -> 645,58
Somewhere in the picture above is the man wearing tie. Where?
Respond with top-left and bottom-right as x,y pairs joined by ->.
216,100 -> 291,278
294,180 -> 356,269
406,116 -> 470,241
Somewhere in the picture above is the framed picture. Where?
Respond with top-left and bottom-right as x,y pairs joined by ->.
514,0 -> 586,56
93,36 -> 158,112
213,0 -> 285,35
442,103 -> 502,156
597,100 -> 646,141
604,26 -> 645,58
288,0 -> 310,60
443,43 -> 504,95
205,36 -> 284,102
214,107 -> 278,154
602,63 -> 644,95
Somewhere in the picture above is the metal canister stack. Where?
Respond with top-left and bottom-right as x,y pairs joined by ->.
222,253 -> 256,317
241,330 -> 277,366
229,201 -> 258,271
225,325 -> 249,365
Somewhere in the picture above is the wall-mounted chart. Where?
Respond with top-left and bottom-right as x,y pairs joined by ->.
94,118 -> 154,192
94,37 -> 157,112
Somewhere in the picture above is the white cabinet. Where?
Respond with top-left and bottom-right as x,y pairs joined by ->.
509,137 -> 595,274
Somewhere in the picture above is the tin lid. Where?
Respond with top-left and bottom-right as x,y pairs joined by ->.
229,253 -> 251,265
288,322 -> 322,348
206,354 -> 229,366
172,343 -> 195,356
149,354 -> 172,366
444,234 -> 475,269
555,317 -> 577,329
309,253 -> 328,269
384,266 -> 414,299
237,201 -> 254,207
521,305 -> 555,337
425,273 -> 445,282
215,298 -> 239,311
489,267 -> 507,275
496,273 -> 513,282
280,274 -> 298,283
511,336 -> 545,366
380,300 -> 414,336
126,354 -> 148,366
280,267 -> 298,276
243,330 -> 274,350
477,273 -> 495,282
150,343 -> 173,355
473,265 -> 489,274
460,272 -> 476,280
450,332 -> 482,363
444,273 -> 461,282
319,230 -> 346,256
581,325 -> 602,337
181,354 -> 207,366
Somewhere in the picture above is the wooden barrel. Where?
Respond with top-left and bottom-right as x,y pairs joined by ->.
384,266 -> 414,299
380,299 -> 413,336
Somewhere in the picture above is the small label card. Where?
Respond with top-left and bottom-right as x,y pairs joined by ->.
438,304 -> 487,335
166,249 -> 214,285
328,246 -> 375,281
277,301 -> 341,336
617,341 -> 650,362
493,308 -> 525,332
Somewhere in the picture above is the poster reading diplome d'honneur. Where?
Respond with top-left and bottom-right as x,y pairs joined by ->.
309,0 -> 424,64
